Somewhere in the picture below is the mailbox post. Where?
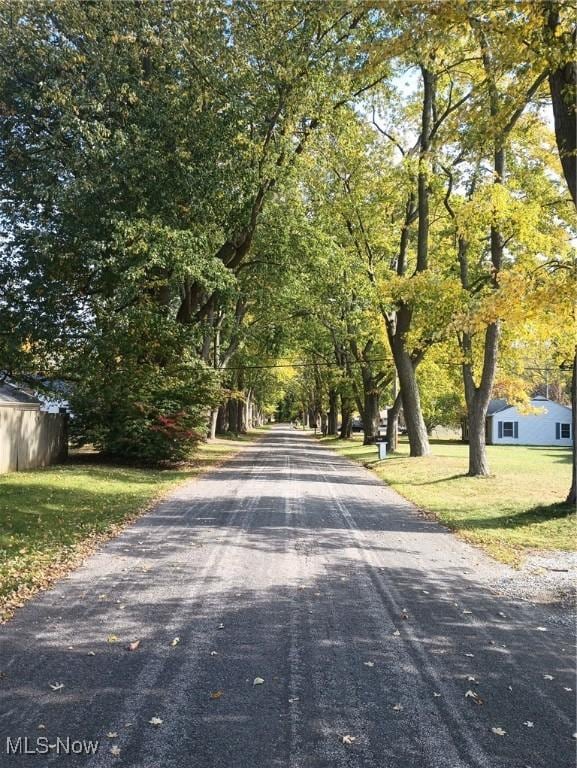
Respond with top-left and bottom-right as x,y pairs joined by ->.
376,428 -> 387,460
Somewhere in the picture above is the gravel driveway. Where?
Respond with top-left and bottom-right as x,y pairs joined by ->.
0,425 -> 575,767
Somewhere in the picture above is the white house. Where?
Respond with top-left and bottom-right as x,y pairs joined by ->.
486,396 -> 573,447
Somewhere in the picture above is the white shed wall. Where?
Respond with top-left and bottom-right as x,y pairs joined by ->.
0,408 -> 68,472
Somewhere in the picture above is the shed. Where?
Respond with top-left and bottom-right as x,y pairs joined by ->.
0,383 -> 68,472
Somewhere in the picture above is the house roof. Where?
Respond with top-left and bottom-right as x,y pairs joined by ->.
487,398 -> 510,415
487,396 -> 572,416
0,383 -> 42,408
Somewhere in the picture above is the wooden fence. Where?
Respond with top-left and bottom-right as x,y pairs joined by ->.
0,409 -> 68,473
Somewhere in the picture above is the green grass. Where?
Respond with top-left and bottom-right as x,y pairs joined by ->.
322,436 -> 575,565
0,431 -> 267,620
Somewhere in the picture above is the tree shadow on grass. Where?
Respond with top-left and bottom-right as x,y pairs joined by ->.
397,473 -> 470,486
454,501 -> 574,532
523,446 -> 572,464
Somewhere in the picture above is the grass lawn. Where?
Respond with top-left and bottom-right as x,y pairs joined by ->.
0,429 -> 267,621
322,436 -> 575,565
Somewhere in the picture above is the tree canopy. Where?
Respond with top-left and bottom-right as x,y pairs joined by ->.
1,1 -> 574,496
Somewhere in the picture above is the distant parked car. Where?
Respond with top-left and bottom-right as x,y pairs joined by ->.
351,417 -> 363,432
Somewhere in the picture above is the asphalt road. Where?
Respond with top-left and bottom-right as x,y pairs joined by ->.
1,426 -> 575,768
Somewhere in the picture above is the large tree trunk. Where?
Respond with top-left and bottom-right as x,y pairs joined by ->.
387,307 -> 430,456
216,404 -> 227,434
339,395 -> 352,439
328,388 -> 338,436
376,68 -> 434,458
462,322 -> 501,477
386,391 -> 402,453
236,398 -> 245,434
244,390 -> 252,431
309,409 -> 317,431
209,407 -> 218,440
464,139 -> 504,476
466,398 -> 491,477
362,380 -> 380,445
545,4 -> 576,504
394,347 -> 430,456
546,2 -> 577,207
227,399 -> 238,435
567,350 -> 576,505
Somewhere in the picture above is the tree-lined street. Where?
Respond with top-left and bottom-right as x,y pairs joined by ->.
1,427 -> 574,767
0,3 -> 575,764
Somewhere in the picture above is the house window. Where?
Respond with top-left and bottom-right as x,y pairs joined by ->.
556,423 -> 571,440
498,421 -> 518,439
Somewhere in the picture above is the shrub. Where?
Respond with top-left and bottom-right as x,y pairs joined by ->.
69,310 -> 219,463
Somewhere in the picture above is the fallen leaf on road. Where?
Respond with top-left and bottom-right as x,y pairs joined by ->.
392,703 -> 403,711
148,717 -> 163,726
392,630 -> 400,636
543,675 -> 554,680
465,690 -> 484,705
210,651 -> 218,656
433,693 -> 441,698
37,724 -> 45,730
464,653 -> 475,658
49,683 -> 64,691
363,661 -> 374,667
497,612 -> 506,618
110,745 -> 121,756
217,623 -> 224,630
107,635 -> 119,644
87,651 -> 96,657
563,687 -> 572,692
466,676 -> 478,683
341,735 -> 356,745
523,721 -> 534,728
210,690 -> 223,699
171,637 -> 180,647
463,610 -> 472,615
288,697 -> 300,703
126,640 -> 141,652
535,627 -> 547,632
491,727 -> 506,736
253,677 -> 265,686
422,590 -> 429,595
107,732 -> 118,738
